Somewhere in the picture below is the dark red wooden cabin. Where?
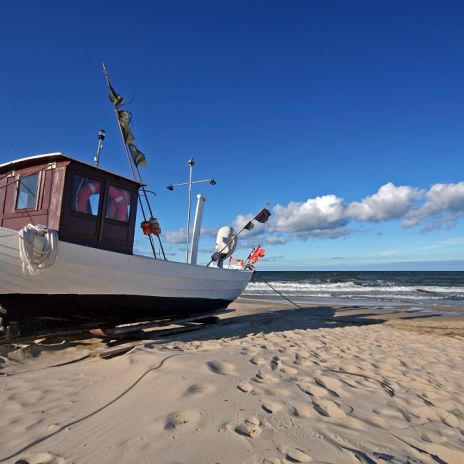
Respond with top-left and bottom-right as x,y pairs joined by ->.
0,153 -> 140,254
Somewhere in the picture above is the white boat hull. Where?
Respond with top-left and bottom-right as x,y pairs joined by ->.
0,227 -> 252,336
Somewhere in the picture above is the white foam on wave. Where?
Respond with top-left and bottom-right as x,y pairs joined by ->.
245,281 -> 463,294
243,280 -> 464,303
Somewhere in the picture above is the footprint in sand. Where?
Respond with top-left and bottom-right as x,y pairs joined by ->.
237,381 -> 254,393
184,382 -> 216,396
206,360 -> 236,375
297,382 -> 329,397
14,453 -> 66,464
293,352 -> 311,367
291,403 -> 316,418
270,355 -> 281,370
372,406 -> 404,420
422,431 -> 448,444
241,347 -> 259,356
164,409 -> 201,430
314,375 -> 344,397
279,364 -> 298,376
312,399 -> 348,418
261,400 -> 282,413
279,447 -> 312,463
439,411 -> 460,428
261,386 -> 290,398
250,355 -> 267,366
254,370 -> 277,384
46,423 -> 61,433
419,389 -> 441,401
235,417 -> 262,438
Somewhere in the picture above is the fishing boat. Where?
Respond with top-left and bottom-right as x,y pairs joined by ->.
0,152 -> 267,339
0,68 -> 269,340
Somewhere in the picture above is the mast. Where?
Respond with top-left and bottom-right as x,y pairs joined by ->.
102,62 -> 166,260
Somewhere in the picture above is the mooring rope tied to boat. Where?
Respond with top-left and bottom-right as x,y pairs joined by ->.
253,274 -> 392,327
253,273 -> 303,309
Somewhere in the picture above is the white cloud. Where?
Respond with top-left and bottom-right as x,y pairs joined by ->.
163,181 -> 464,245
264,235 -> 288,244
271,194 -> 347,237
164,229 -> 186,244
164,227 -> 217,244
235,233 -> 289,250
402,182 -> 464,230
293,227 -> 351,239
347,182 -> 423,222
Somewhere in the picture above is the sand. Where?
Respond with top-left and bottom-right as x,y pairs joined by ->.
1,300 -> 464,464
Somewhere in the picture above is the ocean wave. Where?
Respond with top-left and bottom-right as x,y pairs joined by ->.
246,281 -> 463,294
243,279 -> 464,304
445,294 -> 464,301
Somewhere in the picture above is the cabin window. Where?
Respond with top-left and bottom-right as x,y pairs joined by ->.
16,173 -> 39,209
71,175 -> 101,216
106,185 -> 132,222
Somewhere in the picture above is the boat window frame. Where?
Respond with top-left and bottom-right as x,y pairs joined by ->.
70,173 -> 103,218
15,171 -> 42,211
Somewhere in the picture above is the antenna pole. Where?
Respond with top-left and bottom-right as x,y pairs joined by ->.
94,129 -> 106,167
166,159 -> 216,264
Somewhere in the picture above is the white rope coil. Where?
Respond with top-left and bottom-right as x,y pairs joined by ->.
18,224 -> 58,276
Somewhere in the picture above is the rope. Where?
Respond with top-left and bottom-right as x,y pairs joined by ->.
253,273 -> 304,309
18,224 -> 58,276
252,274 -> 383,327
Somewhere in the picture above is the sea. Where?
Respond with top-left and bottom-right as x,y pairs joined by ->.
243,271 -> 464,314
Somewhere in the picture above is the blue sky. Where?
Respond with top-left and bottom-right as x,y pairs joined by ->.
1,1 -> 463,270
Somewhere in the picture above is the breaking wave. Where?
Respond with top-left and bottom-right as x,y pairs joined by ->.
243,272 -> 464,305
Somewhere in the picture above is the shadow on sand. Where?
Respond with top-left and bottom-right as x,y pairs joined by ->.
0,303 -> 452,370
143,303 -> 440,344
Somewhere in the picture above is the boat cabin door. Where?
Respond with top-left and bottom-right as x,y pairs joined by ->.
59,166 -> 138,254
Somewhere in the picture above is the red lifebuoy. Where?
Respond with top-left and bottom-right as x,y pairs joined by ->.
75,181 -> 100,213
75,182 -> 129,221
107,186 -> 129,222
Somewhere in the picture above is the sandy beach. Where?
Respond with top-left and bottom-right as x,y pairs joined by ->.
1,299 -> 464,464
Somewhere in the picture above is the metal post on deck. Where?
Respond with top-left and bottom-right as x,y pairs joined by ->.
189,194 -> 206,265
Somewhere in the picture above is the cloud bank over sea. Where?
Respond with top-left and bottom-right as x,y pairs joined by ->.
163,181 -> 464,246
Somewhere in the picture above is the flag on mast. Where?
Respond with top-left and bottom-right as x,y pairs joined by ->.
117,110 -> 135,144
254,207 -> 271,223
103,63 -> 148,168
128,143 -> 148,168
108,83 -> 124,108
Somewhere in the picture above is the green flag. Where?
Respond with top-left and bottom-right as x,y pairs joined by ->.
109,83 -> 124,108
128,143 -> 147,168
117,110 -> 135,144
